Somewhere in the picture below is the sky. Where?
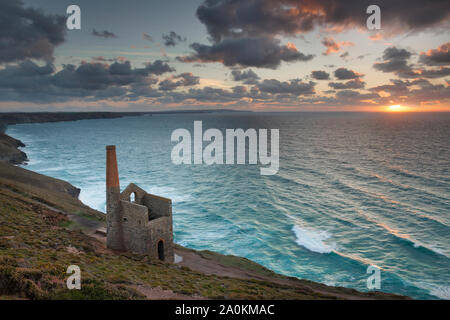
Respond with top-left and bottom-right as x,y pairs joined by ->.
0,0 -> 449,112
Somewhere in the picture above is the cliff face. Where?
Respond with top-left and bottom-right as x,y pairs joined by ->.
0,161 -> 81,199
0,134 -> 28,164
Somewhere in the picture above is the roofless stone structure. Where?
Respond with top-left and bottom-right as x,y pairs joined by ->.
106,145 -> 174,262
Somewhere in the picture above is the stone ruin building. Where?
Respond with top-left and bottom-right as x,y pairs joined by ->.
105,145 -> 174,263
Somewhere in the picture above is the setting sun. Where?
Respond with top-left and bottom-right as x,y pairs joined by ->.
387,105 -> 403,112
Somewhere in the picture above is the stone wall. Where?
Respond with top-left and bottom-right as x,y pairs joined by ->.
111,183 -> 175,263
143,193 -> 172,220
120,200 -> 150,254
147,216 -> 174,263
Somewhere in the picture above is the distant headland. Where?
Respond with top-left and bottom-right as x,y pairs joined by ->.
0,110 -> 247,164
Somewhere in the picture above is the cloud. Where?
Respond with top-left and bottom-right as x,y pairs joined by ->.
256,79 -> 315,95
357,54 -> 370,60
162,31 -> 186,47
231,69 -> 260,84
369,33 -> 383,41
143,60 -> 175,75
335,90 -> 379,102
370,78 -> 450,105
373,47 -> 413,73
340,52 -> 350,60
374,46 -> 450,79
159,73 -> 200,91
321,37 -> 353,55
0,0 -> 66,64
178,37 -> 313,69
0,59 -> 175,103
334,68 -> 363,80
311,70 -> 330,80
92,29 -> 118,39
142,32 -> 153,42
1,60 -> 447,109
329,78 -> 365,90
415,67 -> 450,79
419,42 -> 450,66
196,0 -> 450,41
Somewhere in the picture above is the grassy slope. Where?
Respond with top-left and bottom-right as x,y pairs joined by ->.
0,163 -> 408,300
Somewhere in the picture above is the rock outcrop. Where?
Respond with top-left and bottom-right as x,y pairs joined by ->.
0,134 -> 28,164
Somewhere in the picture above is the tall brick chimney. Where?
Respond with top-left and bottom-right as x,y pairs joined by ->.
106,145 -> 124,250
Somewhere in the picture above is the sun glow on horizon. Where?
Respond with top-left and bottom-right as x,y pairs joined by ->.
386,104 -> 404,112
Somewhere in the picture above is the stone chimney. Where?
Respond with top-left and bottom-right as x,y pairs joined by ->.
106,145 -> 124,250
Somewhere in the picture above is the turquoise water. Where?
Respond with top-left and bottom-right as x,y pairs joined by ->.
8,112 -> 450,299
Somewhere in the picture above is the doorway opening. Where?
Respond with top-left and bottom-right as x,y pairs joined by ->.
157,240 -> 164,261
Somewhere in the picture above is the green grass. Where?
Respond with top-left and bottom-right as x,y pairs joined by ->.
0,186 -> 333,300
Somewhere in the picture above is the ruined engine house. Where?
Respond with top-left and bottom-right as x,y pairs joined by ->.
105,145 -> 174,263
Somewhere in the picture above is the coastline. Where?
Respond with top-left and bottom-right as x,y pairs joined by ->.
0,112 -> 150,165
0,114 -> 410,300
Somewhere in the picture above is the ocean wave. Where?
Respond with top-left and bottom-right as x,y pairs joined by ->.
292,225 -> 336,254
357,210 -> 449,258
414,282 -> 450,300
79,183 -> 107,212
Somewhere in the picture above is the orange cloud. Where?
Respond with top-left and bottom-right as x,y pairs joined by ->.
322,37 -> 354,55
369,33 -> 383,41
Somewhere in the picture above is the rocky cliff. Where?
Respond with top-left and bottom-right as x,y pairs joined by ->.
0,134 -> 28,164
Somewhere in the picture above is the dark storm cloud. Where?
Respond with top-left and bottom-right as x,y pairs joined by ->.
0,0 -> 66,64
162,31 -> 186,47
196,0 -> 450,42
328,79 -> 365,90
311,70 -> 330,80
178,37 -> 313,69
92,29 -> 118,39
419,42 -> 450,66
334,68 -> 363,80
158,73 -> 200,91
231,69 -> 260,84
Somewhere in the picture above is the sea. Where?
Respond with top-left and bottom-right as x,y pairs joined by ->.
7,112 -> 450,299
